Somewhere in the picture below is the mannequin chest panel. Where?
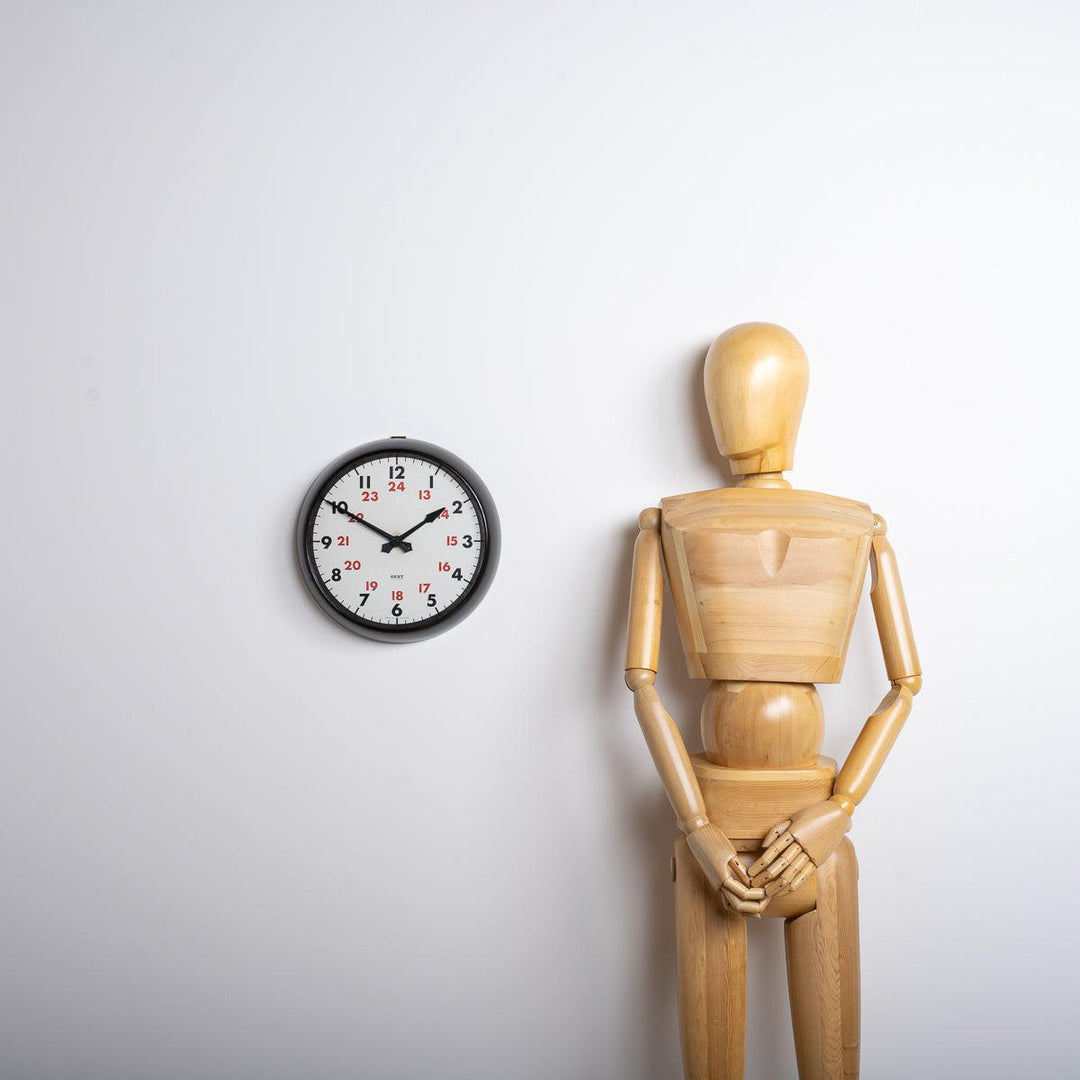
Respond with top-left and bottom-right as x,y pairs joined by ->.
660,487 -> 874,682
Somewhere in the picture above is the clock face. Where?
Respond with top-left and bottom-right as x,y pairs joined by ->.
296,440 -> 499,641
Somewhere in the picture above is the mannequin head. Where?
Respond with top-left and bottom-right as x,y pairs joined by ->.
703,322 -> 809,477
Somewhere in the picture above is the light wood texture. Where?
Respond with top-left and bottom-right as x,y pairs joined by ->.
625,506 -> 752,899
831,684 -> 913,809
625,508 -> 664,673
625,322 -> 920,1079
785,840 -> 860,1080
707,851 -> 820,920
704,322 -> 808,476
685,823 -> 751,893
753,873 -> 817,920
632,682 -> 710,835
828,522 -> 921,810
688,826 -> 766,914
675,836 -> 747,1079
748,801 -> 851,891
625,505 -> 715,836
661,487 -> 874,682
692,755 -> 836,846
701,680 -> 823,768
869,525 -> 921,683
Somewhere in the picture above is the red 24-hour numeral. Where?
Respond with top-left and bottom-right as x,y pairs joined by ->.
418,583 -> 431,593
445,536 -> 458,546
364,580 -> 379,591
438,561 -> 450,572
344,560 -> 362,570
418,490 -> 431,501
388,481 -> 405,493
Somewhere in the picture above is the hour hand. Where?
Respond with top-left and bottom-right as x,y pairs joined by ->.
380,507 -> 445,552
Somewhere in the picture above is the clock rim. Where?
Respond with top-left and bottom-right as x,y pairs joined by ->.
295,438 -> 501,643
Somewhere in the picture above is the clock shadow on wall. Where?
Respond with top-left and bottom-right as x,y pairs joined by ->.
295,437 -> 501,642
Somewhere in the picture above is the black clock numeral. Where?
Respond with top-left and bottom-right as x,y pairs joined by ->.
391,603 -> 403,617
451,568 -> 463,581
331,500 -> 349,514
319,535 -> 331,549
452,500 -> 463,514
359,593 -> 370,606
428,475 -> 435,488
462,535 -> 474,548
427,594 -> 437,607
331,568 -> 342,582
389,465 -> 405,480
358,475 -> 371,489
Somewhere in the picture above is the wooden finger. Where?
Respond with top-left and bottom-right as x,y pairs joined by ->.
721,890 -> 769,918
729,856 -> 752,887
751,843 -> 804,887
783,851 -> 810,884
787,861 -> 817,895
723,877 -> 766,901
761,820 -> 792,849
765,852 -> 810,897
773,842 -> 804,877
748,831 -> 795,878
765,877 -> 787,898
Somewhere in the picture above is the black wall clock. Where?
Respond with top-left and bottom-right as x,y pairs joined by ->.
295,437 -> 501,642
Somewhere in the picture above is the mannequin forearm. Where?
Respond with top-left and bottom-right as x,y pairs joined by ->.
629,676 -> 710,834
831,684 -> 913,811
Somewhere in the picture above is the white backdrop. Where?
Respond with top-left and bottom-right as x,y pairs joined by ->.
2,3 -> 1077,1078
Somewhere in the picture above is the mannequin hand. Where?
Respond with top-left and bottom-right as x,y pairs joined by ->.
748,801 -> 851,898
687,823 -> 769,917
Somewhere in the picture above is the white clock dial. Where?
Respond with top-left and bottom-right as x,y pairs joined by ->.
307,453 -> 486,628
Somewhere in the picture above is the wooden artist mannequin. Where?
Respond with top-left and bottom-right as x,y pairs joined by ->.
624,323 -> 921,1080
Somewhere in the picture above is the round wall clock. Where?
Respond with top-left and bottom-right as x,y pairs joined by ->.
295,437 -> 501,642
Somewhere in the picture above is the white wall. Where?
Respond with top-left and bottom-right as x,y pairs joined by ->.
2,3 -> 1077,1077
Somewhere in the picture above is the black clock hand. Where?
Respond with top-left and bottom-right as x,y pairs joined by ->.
324,500 -> 412,552
379,507 -> 446,553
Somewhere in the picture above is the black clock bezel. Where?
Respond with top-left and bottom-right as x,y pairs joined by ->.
295,438 -> 501,642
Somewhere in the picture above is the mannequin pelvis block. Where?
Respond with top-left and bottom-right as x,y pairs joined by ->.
660,487 -> 874,682
692,754 -> 837,847
689,753 -> 837,920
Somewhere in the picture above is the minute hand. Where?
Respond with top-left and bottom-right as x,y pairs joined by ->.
324,500 -> 412,552
380,507 -> 445,552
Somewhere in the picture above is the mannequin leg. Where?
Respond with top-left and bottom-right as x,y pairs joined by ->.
784,838 -> 860,1080
673,837 -> 747,1080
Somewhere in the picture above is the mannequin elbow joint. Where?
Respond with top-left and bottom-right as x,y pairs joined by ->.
893,674 -> 922,696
